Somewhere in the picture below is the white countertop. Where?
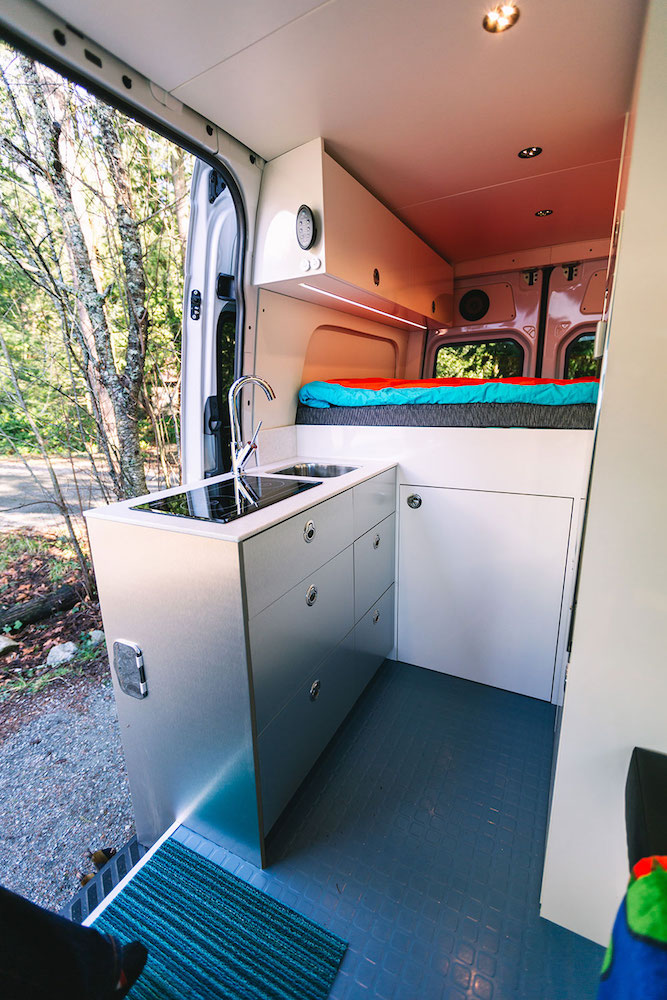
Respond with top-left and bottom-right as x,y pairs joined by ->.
84,456 -> 396,543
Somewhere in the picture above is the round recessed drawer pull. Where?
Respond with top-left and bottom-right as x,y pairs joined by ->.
303,519 -> 316,543
373,534 -> 381,549
305,585 -> 318,606
407,493 -> 422,509
373,610 -> 380,624
309,679 -> 321,701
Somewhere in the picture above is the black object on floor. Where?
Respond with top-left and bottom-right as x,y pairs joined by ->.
625,746 -> 667,868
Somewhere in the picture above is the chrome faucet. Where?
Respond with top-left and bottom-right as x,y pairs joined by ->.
228,375 -> 276,480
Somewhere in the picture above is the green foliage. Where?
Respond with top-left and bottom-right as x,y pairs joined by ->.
435,340 -> 524,379
565,335 -> 597,378
0,42 -> 193,479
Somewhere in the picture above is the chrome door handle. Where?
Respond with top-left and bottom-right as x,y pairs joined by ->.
407,494 -> 422,509
303,519 -> 316,543
305,585 -> 318,606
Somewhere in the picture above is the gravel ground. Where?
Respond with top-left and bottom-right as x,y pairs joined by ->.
0,676 -> 135,912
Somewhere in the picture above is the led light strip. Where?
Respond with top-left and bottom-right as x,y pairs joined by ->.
299,283 -> 428,330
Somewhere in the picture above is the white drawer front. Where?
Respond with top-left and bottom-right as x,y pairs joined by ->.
258,632 -> 358,834
354,584 -> 395,686
353,469 -> 396,539
242,489 -> 354,618
250,546 -> 354,734
354,512 -> 396,622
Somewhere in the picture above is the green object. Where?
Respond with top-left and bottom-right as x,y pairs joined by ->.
626,867 -> 667,945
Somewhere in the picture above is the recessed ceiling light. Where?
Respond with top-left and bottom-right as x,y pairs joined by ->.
483,3 -> 520,32
518,146 -> 542,159
535,209 -> 553,217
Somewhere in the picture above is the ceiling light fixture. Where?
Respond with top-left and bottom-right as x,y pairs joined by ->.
299,283 -> 428,330
518,146 -> 542,159
483,3 -> 520,33
535,209 -> 553,217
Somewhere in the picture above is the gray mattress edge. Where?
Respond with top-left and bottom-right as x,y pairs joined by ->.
295,402 -> 596,430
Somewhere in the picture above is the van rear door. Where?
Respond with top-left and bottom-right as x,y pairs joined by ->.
181,160 -> 243,483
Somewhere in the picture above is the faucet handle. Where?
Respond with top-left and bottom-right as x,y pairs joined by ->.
248,419 -> 263,451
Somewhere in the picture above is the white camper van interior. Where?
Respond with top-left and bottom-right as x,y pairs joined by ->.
1,0 -> 665,996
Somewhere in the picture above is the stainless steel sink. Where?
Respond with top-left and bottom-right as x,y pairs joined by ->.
274,462 -> 358,478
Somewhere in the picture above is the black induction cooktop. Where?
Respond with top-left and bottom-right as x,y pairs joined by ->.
131,475 -> 321,526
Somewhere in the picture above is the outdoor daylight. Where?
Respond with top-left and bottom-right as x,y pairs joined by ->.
0,40 -> 194,913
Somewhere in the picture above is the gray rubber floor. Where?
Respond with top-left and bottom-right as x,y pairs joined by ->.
174,660 -> 604,999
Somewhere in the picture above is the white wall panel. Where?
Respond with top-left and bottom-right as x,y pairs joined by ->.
542,0 -> 667,945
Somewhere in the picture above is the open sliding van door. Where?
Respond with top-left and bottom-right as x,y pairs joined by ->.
181,160 -> 245,484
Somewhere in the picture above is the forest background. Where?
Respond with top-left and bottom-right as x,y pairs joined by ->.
0,42 -> 193,590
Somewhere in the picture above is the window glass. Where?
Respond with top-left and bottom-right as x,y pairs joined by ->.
434,339 -> 524,378
564,333 -> 597,378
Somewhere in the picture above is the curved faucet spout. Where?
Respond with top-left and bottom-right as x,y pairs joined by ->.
228,375 -> 276,477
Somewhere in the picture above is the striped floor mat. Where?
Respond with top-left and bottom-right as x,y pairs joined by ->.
93,838 -> 347,999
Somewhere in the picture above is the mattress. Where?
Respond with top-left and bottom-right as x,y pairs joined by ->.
296,377 -> 599,430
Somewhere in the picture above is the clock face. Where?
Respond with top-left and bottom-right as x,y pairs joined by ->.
296,204 -> 316,250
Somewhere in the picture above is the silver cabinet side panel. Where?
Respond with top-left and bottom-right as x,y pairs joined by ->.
87,517 -> 262,865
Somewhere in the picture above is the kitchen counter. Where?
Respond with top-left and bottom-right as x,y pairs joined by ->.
84,456 -> 396,542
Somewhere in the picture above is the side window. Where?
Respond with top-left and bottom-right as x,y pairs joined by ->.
434,339 -> 524,378
563,333 -> 596,378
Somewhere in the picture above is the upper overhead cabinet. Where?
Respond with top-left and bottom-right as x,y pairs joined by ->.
253,139 -> 453,329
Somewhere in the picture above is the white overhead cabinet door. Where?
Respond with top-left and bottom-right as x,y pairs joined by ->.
397,486 -> 573,701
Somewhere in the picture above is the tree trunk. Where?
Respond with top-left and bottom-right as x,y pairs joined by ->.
0,583 -> 86,630
19,57 -> 147,498
171,147 -> 189,268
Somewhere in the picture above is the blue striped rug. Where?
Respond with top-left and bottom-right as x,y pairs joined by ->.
93,838 -> 347,999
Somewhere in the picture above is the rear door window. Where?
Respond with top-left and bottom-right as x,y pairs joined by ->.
563,333 -> 596,378
434,339 -> 524,378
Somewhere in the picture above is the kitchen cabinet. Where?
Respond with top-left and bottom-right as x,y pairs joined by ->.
397,485 -> 573,701
253,138 -> 453,329
87,466 -> 397,867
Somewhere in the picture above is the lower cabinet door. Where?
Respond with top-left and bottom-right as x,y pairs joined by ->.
397,485 -> 573,700
354,584 -> 395,687
258,632 -> 358,834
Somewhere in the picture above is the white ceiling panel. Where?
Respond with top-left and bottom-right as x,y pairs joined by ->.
37,0 -> 646,263
36,0 -> 331,91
